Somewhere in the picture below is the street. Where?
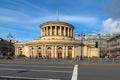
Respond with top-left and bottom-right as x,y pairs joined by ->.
0,63 -> 74,80
78,64 -> 120,80
0,60 -> 120,80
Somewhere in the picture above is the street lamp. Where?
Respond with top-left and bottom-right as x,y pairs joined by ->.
80,32 -> 85,60
98,34 -> 103,57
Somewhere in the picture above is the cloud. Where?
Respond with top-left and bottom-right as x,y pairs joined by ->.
0,8 -> 30,17
104,0 -> 120,20
59,15 -> 99,26
0,8 -> 99,26
0,0 -> 102,42
102,18 -> 120,33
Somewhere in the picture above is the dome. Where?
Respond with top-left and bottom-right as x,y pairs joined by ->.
40,21 -> 74,29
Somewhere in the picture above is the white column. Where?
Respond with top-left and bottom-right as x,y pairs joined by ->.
62,46 -> 65,58
50,26 -> 52,35
55,26 -> 57,35
46,27 -> 48,35
71,29 -> 73,37
72,46 -> 75,58
52,45 -> 54,58
44,28 -> 46,36
42,45 -> 44,57
44,45 -> 46,57
64,27 -> 66,36
60,26 -> 62,35
70,28 -> 72,37
66,46 -> 68,57
68,28 -> 70,37
55,45 -> 57,58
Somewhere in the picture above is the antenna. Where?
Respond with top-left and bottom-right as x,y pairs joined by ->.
56,8 -> 59,21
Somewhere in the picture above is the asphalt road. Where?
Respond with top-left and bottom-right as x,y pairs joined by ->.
0,61 -> 120,80
78,64 -> 120,80
0,63 -> 74,80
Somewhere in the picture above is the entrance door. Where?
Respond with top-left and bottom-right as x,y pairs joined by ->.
58,52 -> 62,59
38,52 -> 42,57
38,47 -> 42,57
68,47 -> 72,59
47,47 -> 51,58
57,47 -> 62,59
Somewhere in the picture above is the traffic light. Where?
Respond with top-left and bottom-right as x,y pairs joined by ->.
95,42 -> 98,48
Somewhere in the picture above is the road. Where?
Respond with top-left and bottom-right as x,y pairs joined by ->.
78,64 -> 120,80
0,63 -> 74,80
0,60 -> 120,80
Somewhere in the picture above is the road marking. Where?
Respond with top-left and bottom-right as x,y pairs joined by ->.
0,68 -> 72,73
0,76 -> 61,80
71,65 -> 78,80
0,64 -> 73,68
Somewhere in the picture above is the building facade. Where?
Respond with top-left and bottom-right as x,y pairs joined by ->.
107,34 -> 120,57
15,21 -> 99,59
74,33 -> 113,57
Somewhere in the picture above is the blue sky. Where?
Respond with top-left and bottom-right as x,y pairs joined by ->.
0,0 -> 120,42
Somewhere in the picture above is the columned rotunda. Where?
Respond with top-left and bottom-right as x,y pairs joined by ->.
15,20 -> 99,59
41,21 -> 73,38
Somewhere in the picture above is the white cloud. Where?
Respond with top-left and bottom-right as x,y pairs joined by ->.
0,11 -> 99,26
102,18 -> 120,33
60,15 -> 98,26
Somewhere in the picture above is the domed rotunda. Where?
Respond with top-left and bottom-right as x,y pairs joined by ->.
15,20 -> 98,59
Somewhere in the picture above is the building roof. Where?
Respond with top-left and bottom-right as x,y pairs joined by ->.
40,21 -> 74,29
107,34 -> 120,42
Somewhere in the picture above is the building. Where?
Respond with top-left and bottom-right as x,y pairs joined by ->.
74,33 -> 113,57
0,38 -> 14,56
107,34 -> 120,58
15,20 -> 99,59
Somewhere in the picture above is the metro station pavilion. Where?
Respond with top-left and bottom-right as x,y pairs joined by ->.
15,20 -> 98,59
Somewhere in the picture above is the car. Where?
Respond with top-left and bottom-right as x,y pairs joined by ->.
0,55 -> 5,59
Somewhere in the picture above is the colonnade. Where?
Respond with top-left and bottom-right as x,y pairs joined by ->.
15,45 -> 75,58
41,26 -> 73,37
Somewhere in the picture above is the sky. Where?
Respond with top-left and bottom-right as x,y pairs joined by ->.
0,0 -> 120,42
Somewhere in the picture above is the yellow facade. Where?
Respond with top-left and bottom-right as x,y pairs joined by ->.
15,21 -> 99,58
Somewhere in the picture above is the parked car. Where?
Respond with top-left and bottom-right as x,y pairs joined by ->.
0,55 -> 5,59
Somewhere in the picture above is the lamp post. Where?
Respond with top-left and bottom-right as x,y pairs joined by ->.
98,34 -> 100,57
7,33 -> 14,58
80,32 -> 85,60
